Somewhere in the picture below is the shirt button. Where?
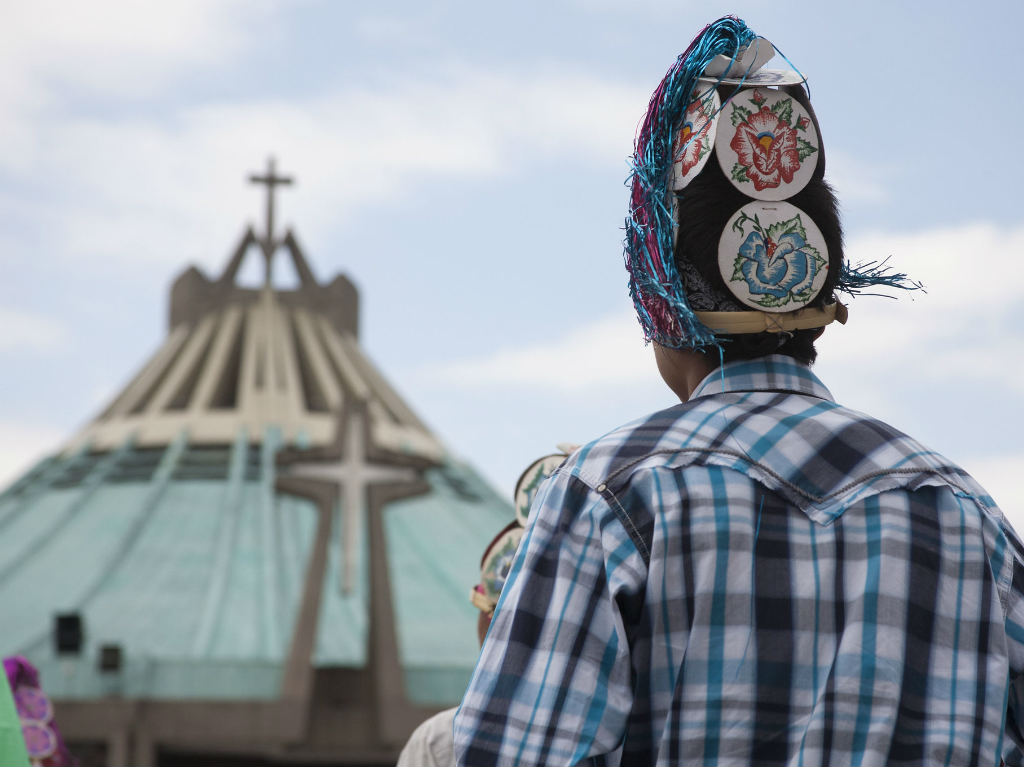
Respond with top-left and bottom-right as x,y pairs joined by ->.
597,483 -> 606,492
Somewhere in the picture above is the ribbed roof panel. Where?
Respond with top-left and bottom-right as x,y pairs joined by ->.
66,286 -> 443,463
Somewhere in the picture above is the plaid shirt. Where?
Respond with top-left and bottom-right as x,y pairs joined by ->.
454,355 -> 1024,766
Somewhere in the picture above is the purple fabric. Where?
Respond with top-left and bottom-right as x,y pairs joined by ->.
4,657 -> 40,691
3,656 -> 77,767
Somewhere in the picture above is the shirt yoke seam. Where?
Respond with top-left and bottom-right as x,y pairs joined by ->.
599,446 -> 979,507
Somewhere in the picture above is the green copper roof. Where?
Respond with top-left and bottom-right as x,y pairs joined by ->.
387,462 -> 512,705
0,431 -> 511,702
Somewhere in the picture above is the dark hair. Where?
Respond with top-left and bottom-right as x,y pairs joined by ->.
673,85 -> 844,366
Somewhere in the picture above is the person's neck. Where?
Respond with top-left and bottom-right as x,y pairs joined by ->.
653,344 -> 717,402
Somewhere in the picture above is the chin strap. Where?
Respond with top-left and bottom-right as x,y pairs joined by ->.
695,301 -> 848,335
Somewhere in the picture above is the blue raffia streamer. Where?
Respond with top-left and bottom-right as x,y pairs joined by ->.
625,17 -> 756,350
838,257 -> 925,297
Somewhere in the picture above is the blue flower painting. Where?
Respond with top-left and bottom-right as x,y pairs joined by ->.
730,212 -> 827,309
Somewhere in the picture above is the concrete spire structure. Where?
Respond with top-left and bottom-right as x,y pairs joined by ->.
0,161 -> 511,766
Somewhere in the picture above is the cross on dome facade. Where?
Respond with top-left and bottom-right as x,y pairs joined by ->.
281,408 -> 420,594
248,156 -> 294,287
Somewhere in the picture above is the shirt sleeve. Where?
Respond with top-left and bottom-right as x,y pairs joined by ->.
1000,517 -> 1024,765
396,708 -> 456,767
453,470 -> 647,767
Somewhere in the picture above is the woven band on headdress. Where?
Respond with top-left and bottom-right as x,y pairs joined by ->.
696,301 -> 847,334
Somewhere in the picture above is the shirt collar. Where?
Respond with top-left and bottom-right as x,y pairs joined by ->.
690,354 -> 835,402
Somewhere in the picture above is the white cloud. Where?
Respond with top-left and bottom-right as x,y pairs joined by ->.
431,222 -> 1023,397
821,223 -> 1024,392
427,222 -> 1022,522
17,67 -> 645,270
424,311 -> 653,391
0,422 -> 65,492
1,0 -> 649,272
0,308 -> 67,353
848,224 -> 1023,307
0,0 -> 277,97
0,0 -> 287,176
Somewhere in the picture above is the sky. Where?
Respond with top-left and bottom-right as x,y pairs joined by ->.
1,0 -> 1022,524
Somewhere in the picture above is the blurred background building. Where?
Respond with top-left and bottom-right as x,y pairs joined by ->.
0,161 -> 510,766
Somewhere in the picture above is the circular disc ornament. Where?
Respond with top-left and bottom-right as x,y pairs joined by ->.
670,86 -> 721,190
479,522 -> 525,605
715,87 -> 819,200
21,720 -> 57,760
13,686 -> 52,723
719,201 -> 829,312
513,453 -> 566,526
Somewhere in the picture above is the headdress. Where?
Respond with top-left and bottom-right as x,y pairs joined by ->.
469,446 -> 575,614
625,16 -> 920,350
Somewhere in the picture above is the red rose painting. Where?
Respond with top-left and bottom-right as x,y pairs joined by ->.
729,106 -> 800,191
716,88 -> 819,200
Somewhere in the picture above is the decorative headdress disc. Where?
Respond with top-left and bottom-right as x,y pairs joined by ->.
715,87 -> 819,200
513,452 -> 569,526
719,201 -> 829,312
477,522 -> 524,609
472,445 -> 576,613
670,86 -> 720,190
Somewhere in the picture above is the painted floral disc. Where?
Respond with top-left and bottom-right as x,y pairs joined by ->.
480,525 -> 525,603
21,720 -> 57,760
670,86 -> 720,191
715,87 -> 819,200
13,686 -> 51,723
513,453 -> 565,526
718,201 -> 829,312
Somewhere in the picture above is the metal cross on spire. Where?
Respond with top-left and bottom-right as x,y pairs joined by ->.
248,156 -> 294,287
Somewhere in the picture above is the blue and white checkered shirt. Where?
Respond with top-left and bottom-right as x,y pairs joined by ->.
454,355 -> 1024,766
